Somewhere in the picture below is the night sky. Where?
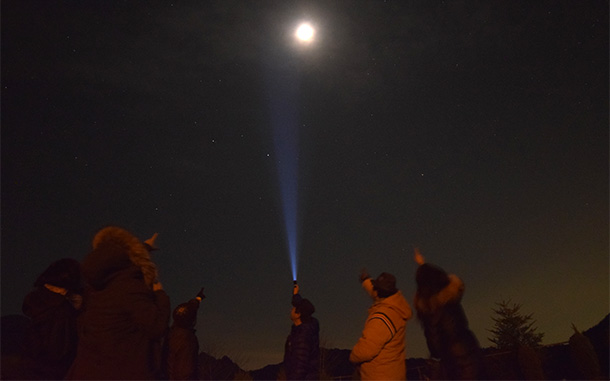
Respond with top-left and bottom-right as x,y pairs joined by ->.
2,1 -> 608,371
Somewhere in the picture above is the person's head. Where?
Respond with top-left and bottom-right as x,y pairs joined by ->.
290,298 -> 315,324
415,263 -> 450,298
92,226 -> 158,289
34,258 -> 82,294
372,272 -> 398,298
172,301 -> 198,329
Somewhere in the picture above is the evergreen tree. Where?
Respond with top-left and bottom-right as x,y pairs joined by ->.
488,299 -> 544,349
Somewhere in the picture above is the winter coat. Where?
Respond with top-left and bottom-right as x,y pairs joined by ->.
21,287 -> 79,380
165,297 -> 201,379
350,279 -> 412,380
166,326 -> 199,380
65,235 -> 170,380
284,294 -> 320,380
414,274 -> 483,380
284,319 -> 320,380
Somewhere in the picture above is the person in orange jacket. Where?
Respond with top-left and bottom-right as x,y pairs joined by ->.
350,270 -> 412,380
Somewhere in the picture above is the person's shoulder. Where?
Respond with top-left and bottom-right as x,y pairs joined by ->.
309,317 -> 320,329
371,294 -> 409,315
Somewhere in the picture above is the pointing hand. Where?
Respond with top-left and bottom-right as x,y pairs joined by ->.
359,268 -> 370,283
414,247 -> 425,265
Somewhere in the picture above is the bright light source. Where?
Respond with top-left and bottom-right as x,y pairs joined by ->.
295,23 -> 314,43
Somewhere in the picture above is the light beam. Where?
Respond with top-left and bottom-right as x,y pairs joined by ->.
267,69 -> 301,282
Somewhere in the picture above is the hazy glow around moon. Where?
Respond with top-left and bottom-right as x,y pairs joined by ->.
295,23 -> 314,42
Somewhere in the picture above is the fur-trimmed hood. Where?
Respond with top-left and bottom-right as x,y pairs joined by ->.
415,274 -> 464,314
84,226 -> 158,289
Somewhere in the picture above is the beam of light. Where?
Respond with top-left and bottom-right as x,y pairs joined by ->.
263,21 -> 316,282
266,67 -> 301,281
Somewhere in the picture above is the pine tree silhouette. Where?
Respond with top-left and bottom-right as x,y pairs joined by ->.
488,299 -> 544,349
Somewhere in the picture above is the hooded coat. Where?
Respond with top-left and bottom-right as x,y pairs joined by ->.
414,274 -> 483,380
65,229 -> 170,380
350,279 -> 412,380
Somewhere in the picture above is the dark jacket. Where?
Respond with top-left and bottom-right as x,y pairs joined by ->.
166,325 -> 199,380
284,294 -> 320,380
21,288 -> 79,380
66,237 -> 170,380
415,274 -> 483,380
165,298 -> 201,380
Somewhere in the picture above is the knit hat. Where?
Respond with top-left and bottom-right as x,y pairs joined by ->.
372,272 -> 398,298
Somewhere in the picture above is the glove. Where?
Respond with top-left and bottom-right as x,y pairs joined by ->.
414,247 -> 425,265
359,268 -> 371,283
196,287 -> 206,300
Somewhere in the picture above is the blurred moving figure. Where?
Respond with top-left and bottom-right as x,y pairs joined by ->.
165,287 -> 206,380
21,258 -> 83,380
350,270 -> 412,380
413,248 -> 484,380
66,226 -> 170,380
283,283 -> 320,380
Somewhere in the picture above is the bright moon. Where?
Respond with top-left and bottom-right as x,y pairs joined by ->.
295,23 -> 315,43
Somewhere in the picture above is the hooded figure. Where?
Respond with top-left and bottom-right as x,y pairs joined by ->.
413,249 -> 483,380
21,258 -> 82,380
66,226 -> 170,380
165,288 -> 205,380
350,272 -> 412,380
284,284 -> 320,380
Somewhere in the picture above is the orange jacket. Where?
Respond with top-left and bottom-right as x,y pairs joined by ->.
350,278 -> 413,380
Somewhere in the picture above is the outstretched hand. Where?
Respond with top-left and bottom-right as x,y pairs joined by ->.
293,284 -> 300,295
196,287 -> 206,300
359,268 -> 370,283
144,233 -> 159,250
414,247 -> 425,265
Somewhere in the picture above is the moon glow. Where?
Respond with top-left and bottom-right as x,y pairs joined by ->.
295,23 -> 315,43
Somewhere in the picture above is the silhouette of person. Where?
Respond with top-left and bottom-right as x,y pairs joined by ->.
165,287 -> 206,380
283,283 -> 320,380
350,270 -> 412,380
21,258 -> 82,380
66,226 -> 170,380
413,248 -> 484,380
